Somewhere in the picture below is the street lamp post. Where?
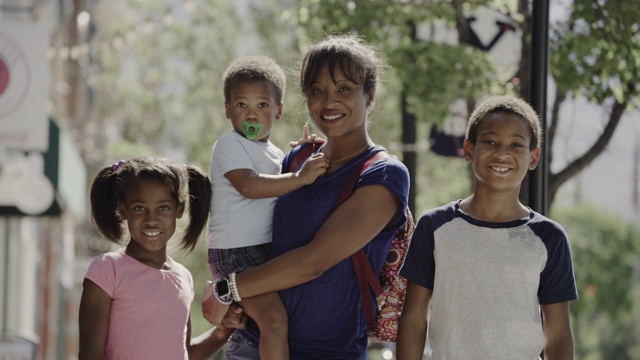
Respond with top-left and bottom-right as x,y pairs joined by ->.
528,0 -> 550,216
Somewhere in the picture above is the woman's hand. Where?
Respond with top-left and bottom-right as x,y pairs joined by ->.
201,281 -> 246,329
289,123 -> 325,148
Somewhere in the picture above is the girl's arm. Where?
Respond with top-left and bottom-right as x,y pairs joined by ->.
78,279 -> 111,360
203,183 -> 401,324
187,303 -> 247,359
396,282 -> 432,360
185,318 -> 233,360
541,301 -> 575,359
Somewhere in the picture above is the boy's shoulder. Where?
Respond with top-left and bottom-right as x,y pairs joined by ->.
419,200 -> 459,219
526,209 -> 569,240
417,202 -> 568,238
415,201 -> 460,231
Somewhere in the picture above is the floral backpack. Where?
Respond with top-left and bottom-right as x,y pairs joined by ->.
289,144 -> 415,343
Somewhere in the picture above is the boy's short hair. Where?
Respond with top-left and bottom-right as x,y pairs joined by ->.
465,95 -> 543,149
223,55 -> 286,104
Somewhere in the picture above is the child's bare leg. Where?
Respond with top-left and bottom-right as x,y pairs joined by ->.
238,292 -> 288,360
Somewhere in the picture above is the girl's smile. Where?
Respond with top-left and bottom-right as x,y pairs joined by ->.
120,176 -> 184,267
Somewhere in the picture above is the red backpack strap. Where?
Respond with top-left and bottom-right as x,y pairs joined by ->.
333,150 -> 388,328
335,151 -> 387,204
287,143 -> 321,173
353,250 -> 383,327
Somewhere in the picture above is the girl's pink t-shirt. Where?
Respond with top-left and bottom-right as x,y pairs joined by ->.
84,248 -> 194,360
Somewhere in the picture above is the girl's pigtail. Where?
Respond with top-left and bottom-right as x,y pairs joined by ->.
89,166 -> 124,243
181,165 -> 212,251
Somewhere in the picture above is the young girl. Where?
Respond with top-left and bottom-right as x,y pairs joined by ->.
78,156 -> 245,360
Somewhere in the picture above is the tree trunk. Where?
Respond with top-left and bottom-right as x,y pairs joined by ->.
515,0 -> 534,206
402,21 -> 418,213
548,100 -> 627,203
547,89 -> 567,166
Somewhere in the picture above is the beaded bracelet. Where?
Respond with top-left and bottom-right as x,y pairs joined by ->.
229,272 -> 242,302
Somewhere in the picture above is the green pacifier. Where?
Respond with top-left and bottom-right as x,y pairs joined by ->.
241,122 -> 263,140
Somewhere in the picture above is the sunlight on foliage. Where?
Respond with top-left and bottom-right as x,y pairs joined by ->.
552,204 -> 640,359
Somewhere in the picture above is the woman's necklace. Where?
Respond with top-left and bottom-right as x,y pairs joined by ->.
321,143 -> 372,168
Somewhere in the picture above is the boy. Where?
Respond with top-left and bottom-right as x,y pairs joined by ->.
207,55 -> 327,359
397,95 -> 578,359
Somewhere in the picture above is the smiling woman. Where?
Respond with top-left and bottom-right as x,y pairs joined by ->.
202,35 -> 411,360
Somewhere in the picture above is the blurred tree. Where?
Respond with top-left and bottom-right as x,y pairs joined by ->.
85,1 -> 640,355
256,0 -> 640,212
89,0 -> 244,350
547,0 -> 640,204
90,0 -> 242,169
552,204 -> 640,359
285,0 -> 496,212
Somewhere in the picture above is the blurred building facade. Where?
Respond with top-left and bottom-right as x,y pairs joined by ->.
0,0 -> 103,359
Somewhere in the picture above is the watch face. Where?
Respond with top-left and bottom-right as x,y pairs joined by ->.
216,279 -> 230,297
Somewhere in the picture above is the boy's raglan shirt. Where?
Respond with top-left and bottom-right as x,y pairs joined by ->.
400,200 -> 578,359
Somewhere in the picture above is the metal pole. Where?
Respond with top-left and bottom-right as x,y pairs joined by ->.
1,218 -> 8,338
402,21 -> 418,213
529,0 -> 549,215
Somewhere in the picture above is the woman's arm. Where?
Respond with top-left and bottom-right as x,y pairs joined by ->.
240,182 -> 400,296
396,282 -> 432,360
78,279 -> 111,360
202,185 -> 404,325
203,183 -> 402,324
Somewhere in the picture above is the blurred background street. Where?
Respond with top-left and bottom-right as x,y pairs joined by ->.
1,0 -> 638,359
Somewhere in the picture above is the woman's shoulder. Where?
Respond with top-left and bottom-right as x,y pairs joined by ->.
357,146 -> 410,207
362,146 -> 409,179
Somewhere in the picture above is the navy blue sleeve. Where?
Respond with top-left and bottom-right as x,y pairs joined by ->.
399,212 -> 436,289
357,155 -> 410,231
282,144 -> 304,173
531,216 -> 579,304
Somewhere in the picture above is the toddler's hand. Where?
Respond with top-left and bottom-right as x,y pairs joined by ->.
221,303 -> 247,330
289,123 -> 325,148
298,153 -> 329,184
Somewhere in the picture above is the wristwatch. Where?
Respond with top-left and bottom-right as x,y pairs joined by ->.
214,278 -> 233,305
